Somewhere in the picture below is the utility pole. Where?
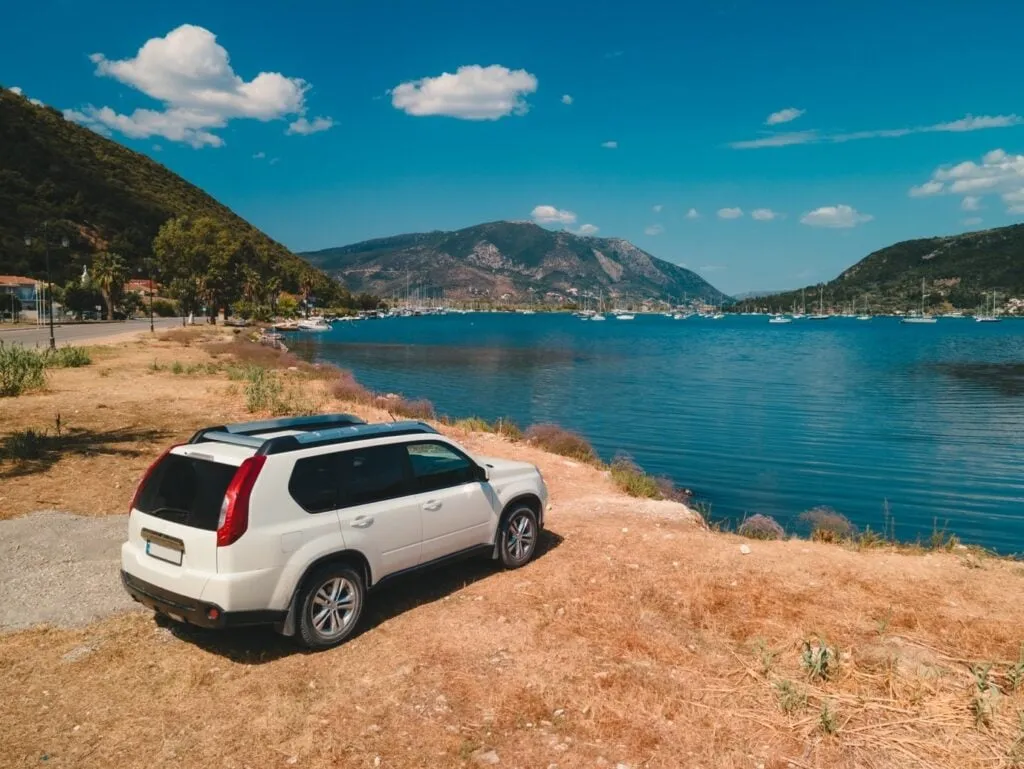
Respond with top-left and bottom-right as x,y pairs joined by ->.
24,223 -> 68,350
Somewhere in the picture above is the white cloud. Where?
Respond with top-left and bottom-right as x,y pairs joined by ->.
269,157 -> 280,165
8,86 -> 43,106
29,98 -> 43,106
152,144 -> 163,152
561,94 -> 573,105
601,140 -> 618,149
731,113 -> 1023,150
909,180 -> 944,197
644,224 -> 665,236
391,64 -> 537,120
65,24 -> 322,147
717,207 -> 743,219
576,223 -> 599,236
800,204 -> 873,228
253,151 -> 266,159
699,264 -> 726,273
751,208 -> 780,221
286,116 -> 333,135
10,86 -> 23,95
962,217 -> 983,226
531,205 -> 576,226
685,208 -> 700,220
766,107 -> 804,125
910,149 -> 1024,212
652,204 -> 663,213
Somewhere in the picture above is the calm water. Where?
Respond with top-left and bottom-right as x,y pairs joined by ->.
287,314 -> 1024,553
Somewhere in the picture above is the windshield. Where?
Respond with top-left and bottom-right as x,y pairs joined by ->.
134,453 -> 237,530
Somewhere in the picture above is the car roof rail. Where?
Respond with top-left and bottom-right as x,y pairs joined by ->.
258,420 -> 438,455
187,413 -> 366,444
186,416 -> 438,455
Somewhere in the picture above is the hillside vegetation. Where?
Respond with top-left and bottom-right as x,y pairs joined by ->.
302,220 -> 730,305
0,86 -> 313,293
756,224 -> 1024,313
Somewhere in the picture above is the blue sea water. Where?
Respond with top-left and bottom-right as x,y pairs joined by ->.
287,314 -> 1024,553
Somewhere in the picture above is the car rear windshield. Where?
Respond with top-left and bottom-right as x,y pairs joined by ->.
134,453 -> 238,531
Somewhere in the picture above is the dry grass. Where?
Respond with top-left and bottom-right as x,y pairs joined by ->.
2,330 -> 1024,768
524,423 -> 598,464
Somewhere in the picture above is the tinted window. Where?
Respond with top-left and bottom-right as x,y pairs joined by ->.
338,443 -> 410,507
135,453 -> 237,530
406,442 -> 477,492
289,453 -> 340,513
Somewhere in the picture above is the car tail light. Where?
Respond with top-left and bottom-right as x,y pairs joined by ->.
217,456 -> 266,547
128,445 -> 179,513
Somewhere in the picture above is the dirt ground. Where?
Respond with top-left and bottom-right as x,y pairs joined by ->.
1,330 -> 1023,769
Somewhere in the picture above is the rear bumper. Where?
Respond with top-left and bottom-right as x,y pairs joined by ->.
121,571 -> 285,629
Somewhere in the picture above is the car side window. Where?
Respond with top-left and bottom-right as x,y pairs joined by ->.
289,453 -> 340,514
337,443 -> 411,507
406,441 -> 478,493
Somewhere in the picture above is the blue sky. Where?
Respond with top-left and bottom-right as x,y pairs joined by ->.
4,0 -> 1024,294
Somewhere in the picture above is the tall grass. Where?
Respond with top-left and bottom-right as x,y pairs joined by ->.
524,423 -> 598,463
45,346 -> 91,368
0,341 -> 47,396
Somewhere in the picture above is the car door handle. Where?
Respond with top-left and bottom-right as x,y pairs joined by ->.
422,500 -> 442,512
350,516 -> 374,528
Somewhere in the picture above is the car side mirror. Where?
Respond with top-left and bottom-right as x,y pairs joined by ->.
475,464 -> 490,482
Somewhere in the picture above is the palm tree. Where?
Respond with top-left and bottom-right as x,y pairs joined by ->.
91,251 -> 128,320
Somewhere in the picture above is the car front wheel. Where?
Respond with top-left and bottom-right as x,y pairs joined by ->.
297,564 -> 365,649
499,507 -> 539,568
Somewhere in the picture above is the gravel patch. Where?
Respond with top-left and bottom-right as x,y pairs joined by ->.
0,511 -> 139,632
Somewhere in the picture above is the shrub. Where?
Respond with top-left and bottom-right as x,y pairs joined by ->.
152,299 -> 177,317
244,367 -> 283,413
376,395 -> 435,420
1,428 -> 48,460
330,371 -> 373,404
454,416 -> 492,433
524,423 -> 597,463
800,506 -> 855,542
738,514 -> 785,540
44,346 -> 91,368
609,454 -> 663,499
0,341 -> 47,396
493,417 -> 523,442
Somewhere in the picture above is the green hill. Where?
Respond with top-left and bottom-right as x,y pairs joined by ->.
0,85 -> 313,291
302,221 -> 730,305
754,225 -> 1024,313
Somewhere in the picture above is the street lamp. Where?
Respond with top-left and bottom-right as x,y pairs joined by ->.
24,223 -> 68,350
140,261 -> 156,333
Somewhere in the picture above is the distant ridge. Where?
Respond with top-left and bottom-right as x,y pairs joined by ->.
301,221 -> 730,304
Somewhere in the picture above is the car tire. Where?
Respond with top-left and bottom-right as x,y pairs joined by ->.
498,506 -> 540,569
296,564 -> 365,649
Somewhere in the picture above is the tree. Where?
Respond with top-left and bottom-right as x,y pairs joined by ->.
277,293 -> 299,318
91,251 -> 128,320
62,282 -> 104,319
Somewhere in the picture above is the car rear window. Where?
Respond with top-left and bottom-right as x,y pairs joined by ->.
134,453 -> 238,530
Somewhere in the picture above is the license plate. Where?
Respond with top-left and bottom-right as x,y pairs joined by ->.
146,539 -> 183,566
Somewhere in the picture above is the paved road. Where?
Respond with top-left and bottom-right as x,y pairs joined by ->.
0,318 -> 182,346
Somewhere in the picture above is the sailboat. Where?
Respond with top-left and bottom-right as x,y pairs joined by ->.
808,286 -> 830,320
856,296 -> 871,321
591,291 -> 607,320
791,288 -> 807,319
976,291 -> 1001,322
901,278 -> 937,324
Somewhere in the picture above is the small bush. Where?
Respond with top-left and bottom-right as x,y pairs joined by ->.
244,367 -> 283,413
152,299 -> 177,317
170,361 -> 184,375
377,395 -> 435,420
738,514 -> 785,541
455,416 -> 492,432
775,680 -> 807,714
1,428 -> 48,460
801,639 -> 840,682
524,423 -> 597,463
609,454 -> 662,498
0,341 -> 47,396
800,506 -> 855,542
44,346 -> 91,368
493,417 -> 523,442
330,371 -> 373,404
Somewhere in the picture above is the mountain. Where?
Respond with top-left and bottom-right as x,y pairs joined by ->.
0,86 -> 313,290
301,221 -> 729,304
754,224 -> 1024,312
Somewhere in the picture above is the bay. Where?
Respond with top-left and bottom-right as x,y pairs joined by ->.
287,313 -> 1024,554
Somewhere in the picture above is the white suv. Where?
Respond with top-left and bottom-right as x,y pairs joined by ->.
121,414 -> 548,648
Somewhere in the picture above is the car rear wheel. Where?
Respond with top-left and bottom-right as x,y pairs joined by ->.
499,506 -> 539,568
297,565 -> 365,649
